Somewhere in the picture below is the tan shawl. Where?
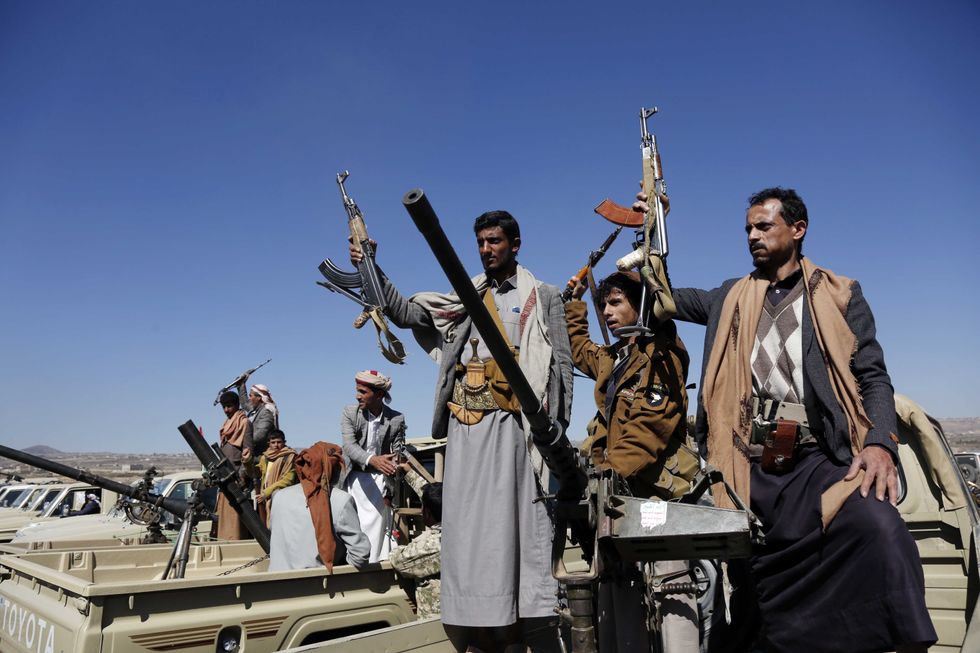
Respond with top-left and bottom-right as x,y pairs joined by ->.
702,257 -> 873,528
219,410 -> 250,449
263,447 -> 296,490
294,442 -> 345,572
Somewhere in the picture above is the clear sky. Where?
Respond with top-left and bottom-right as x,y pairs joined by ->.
1,1 -> 978,453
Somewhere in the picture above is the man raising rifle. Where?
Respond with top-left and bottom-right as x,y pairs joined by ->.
635,186 -> 936,652
351,210 -> 573,652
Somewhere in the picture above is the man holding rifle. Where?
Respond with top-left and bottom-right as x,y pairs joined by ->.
635,187 -> 936,652
351,211 -> 573,652
565,270 -> 699,652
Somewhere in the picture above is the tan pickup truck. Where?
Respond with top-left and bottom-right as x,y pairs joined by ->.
0,397 -> 976,652
0,483 -> 115,544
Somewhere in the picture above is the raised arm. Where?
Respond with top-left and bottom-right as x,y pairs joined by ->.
564,299 -> 609,380
544,286 -> 575,429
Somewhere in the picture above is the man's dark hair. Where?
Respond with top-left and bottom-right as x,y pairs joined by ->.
268,429 -> 286,442
421,481 -> 443,523
597,271 -> 643,311
219,391 -> 240,409
473,210 -> 520,243
748,187 -> 808,253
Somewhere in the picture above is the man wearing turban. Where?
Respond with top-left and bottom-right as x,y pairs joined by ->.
340,369 -> 406,563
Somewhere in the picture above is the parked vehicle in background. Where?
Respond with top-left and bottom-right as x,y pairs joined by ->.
9,472 -> 215,546
0,483 -> 112,543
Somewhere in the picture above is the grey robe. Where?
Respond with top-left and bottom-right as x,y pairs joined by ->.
381,272 -> 574,627
268,483 -> 370,571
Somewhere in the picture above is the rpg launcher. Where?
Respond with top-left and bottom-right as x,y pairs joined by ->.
177,420 -> 271,553
317,171 -> 407,365
595,106 -> 675,337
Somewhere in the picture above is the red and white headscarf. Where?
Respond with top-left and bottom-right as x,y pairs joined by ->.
249,383 -> 279,422
355,370 -> 392,393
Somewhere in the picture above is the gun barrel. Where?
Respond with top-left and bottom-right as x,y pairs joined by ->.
0,444 -> 191,517
177,420 -> 271,552
401,189 -> 585,500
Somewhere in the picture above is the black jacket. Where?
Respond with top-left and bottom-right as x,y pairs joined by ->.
674,275 -> 897,465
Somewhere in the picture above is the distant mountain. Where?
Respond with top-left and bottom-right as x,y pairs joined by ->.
23,445 -> 63,455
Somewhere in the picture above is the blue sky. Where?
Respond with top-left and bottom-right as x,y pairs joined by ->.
1,1 -> 977,453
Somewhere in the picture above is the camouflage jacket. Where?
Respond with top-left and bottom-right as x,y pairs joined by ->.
389,468 -> 441,618
390,524 -> 441,618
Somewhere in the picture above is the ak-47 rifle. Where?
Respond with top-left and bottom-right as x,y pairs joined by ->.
561,226 -> 623,345
318,171 -> 407,365
595,107 -> 674,337
213,358 -> 271,406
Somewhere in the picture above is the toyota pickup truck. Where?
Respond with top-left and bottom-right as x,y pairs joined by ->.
7,472 -> 215,549
0,484 -> 114,543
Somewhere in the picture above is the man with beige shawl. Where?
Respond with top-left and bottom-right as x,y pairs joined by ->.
636,186 -> 935,652
352,210 -> 573,653
216,390 -> 253,540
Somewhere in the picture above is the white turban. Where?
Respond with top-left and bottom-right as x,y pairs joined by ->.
354,370 -> 392,392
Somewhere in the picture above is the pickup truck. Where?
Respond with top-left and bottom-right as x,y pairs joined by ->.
291,394 -> 980,653
3,399 -> 974,653
0,485 -> 42,511
0,484 -> 114,543
8,472 -> 216,548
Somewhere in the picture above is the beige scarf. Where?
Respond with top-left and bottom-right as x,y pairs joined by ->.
702,257 -> 873,528
219,410 -> 250,449
263,447 -> 296,489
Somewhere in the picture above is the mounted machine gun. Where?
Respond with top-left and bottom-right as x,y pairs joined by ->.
0,444 -> 208,549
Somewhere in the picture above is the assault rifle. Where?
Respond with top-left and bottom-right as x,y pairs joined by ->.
213,358 -> 271,406
595,106 -> 674,337
318,170 -> 407,364
561,226 -> 623,345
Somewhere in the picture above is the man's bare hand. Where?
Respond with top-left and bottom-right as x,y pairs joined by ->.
370,453 -> 398,476
844,445 -> 899,504
256,494 -> 266,505
567,276 -> 588,300
633,187 -> 671,216
348,237 -> 378,265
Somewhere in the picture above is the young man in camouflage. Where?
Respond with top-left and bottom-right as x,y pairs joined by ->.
389,468 -> 443,620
